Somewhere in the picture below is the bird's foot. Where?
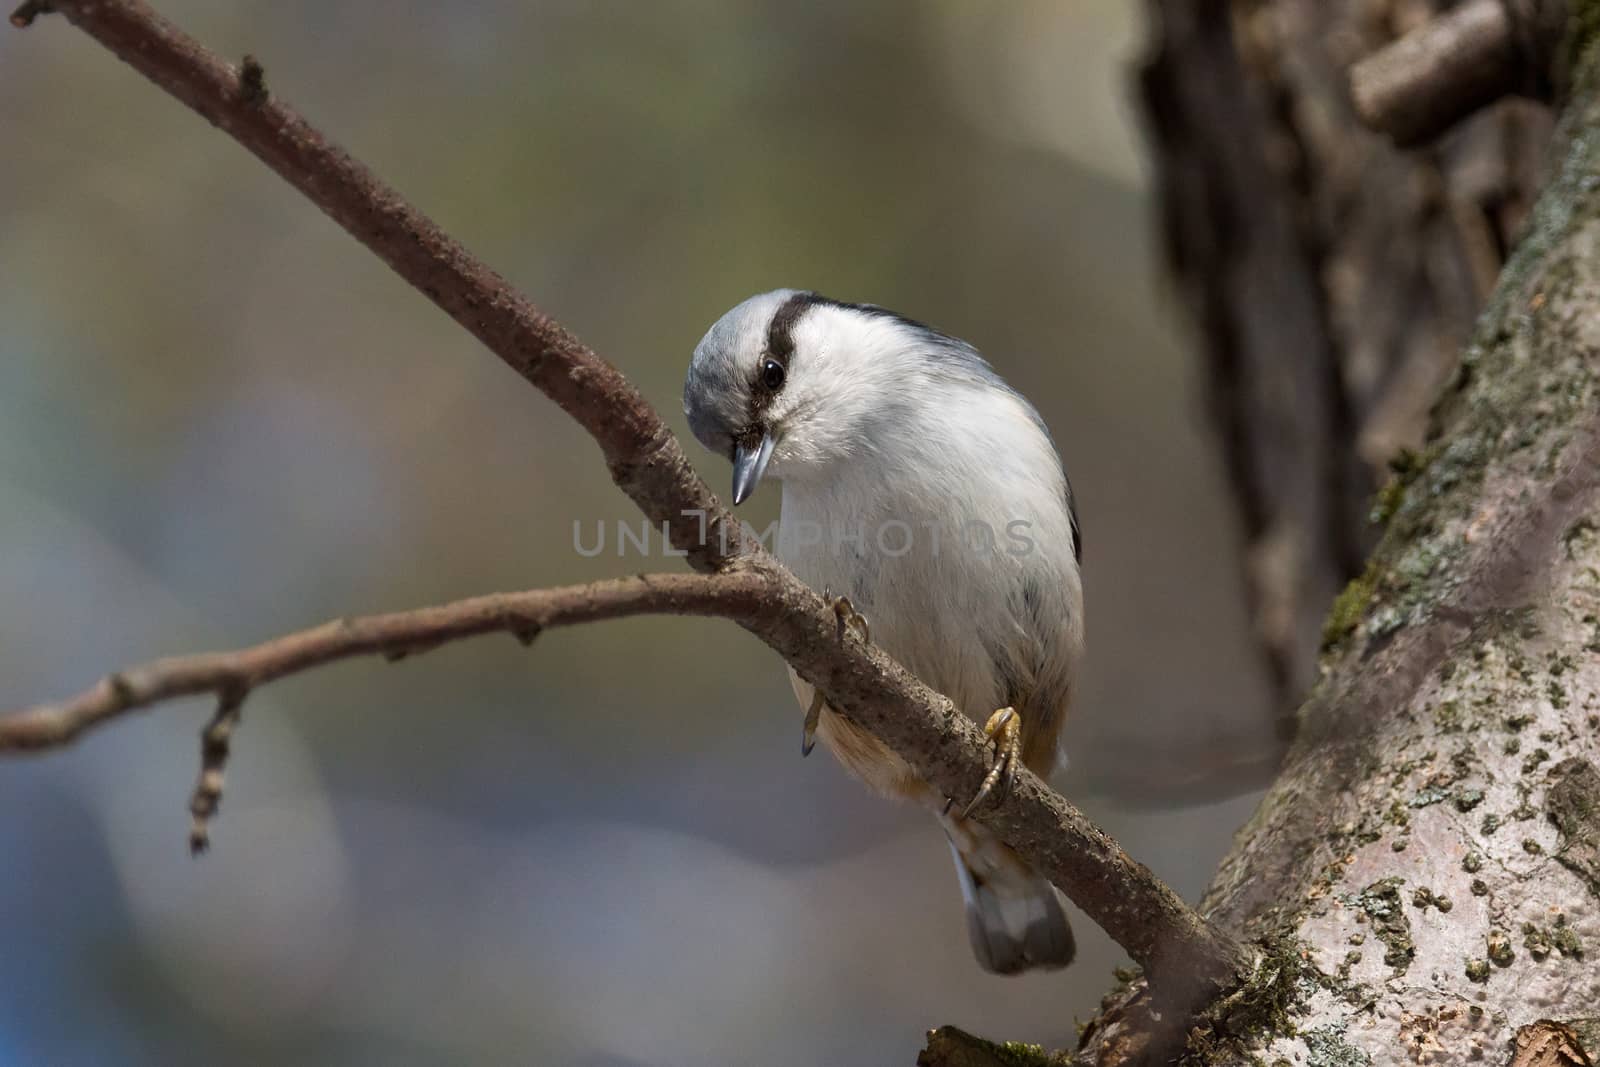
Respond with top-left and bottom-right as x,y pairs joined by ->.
828,589 -> 870,645
962,706 -> 1021,818
801,589 -> 870,757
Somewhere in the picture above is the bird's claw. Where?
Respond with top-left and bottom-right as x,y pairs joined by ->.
825,587 -> 870,645
800,590 -> 869,758
962,706 -> 1021,819
801,689 -> 823,757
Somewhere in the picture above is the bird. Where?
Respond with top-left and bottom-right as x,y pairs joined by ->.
683,289 -> 1083,974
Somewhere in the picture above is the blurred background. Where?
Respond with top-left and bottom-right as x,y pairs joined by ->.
0,2 -> 1280,1063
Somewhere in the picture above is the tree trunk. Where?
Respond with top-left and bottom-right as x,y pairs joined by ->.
1140,0 -> 1553,711
916,5 -> 1600,1064
1062,6 -> 1600,1064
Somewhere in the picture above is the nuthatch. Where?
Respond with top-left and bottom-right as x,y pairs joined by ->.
685,290 -> 1083,974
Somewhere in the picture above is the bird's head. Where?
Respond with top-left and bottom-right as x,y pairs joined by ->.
683,289 -> 942,504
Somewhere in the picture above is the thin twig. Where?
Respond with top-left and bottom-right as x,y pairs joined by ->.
6,0 -> 1254,1008
0,572 -> 763,752
189,683 -> 246,855
13,0 -> 745,570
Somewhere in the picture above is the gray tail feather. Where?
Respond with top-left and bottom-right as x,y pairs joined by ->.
947,837 -> 1075,975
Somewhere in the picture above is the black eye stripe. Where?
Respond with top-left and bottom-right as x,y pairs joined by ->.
741,291 -> 814,428
765,291 -> 819,361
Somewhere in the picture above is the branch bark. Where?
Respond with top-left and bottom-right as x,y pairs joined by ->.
0,572 -> 765,751
3,0 -> 1252,1013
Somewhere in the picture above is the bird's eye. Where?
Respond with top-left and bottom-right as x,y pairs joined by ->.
760,358 -> 786,391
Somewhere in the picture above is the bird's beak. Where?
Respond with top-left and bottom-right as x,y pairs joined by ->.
731,431 -> 776,505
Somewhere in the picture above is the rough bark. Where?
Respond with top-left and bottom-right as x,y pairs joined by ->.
1141,0 -> 1555,711
1071,16 -> 1600,1063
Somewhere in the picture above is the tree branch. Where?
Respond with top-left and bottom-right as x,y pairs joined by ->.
0,569 -> 764,853
0,572 -> 763,752
1349,0 -> 1568,146
5,0 -> 1254,1010
14,0 -> 741,570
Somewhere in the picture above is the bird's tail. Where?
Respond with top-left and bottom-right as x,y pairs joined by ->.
942,816 -> 1075,974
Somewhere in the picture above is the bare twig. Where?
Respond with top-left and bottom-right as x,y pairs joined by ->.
17,0 -> 746,571
1350,0 -> 1567,146
0,572 -> 761,752
188,683 -> 246,855
5,0 -> 1254,1008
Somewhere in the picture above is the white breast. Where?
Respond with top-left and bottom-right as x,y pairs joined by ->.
776,382 -> 1082,766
